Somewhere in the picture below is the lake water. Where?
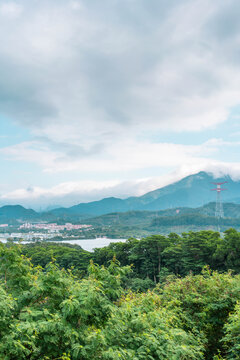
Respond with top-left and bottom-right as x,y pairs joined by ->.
54,238 -> 127,251
0,238 -> 126,252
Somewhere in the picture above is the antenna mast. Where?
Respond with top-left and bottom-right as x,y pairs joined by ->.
211,182 -> 227,219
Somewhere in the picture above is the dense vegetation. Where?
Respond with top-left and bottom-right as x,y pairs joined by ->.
2,229 -> 240,359
22,229 -> 240,284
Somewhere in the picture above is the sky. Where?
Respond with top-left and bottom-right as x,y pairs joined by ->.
1,0 -> 240,209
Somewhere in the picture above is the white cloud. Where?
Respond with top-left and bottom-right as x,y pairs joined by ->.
70,1 -> 83,11
0,137 -> 225,173
0,2 -> 22,18
0,178 -> 160,209
0,141 -> 60,169
1,0 -> 240,206
1,0 -> 240,141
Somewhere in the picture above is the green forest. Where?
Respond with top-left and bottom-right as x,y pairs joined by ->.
1,229 -> 240,359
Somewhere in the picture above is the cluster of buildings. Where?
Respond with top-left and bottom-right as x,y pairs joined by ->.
19,222 -> 92,232
0,222 -> 94,243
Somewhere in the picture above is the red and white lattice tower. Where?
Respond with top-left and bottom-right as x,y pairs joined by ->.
211,182 -> 227,219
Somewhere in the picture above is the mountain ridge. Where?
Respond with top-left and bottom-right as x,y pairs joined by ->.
47,171 -> 240,216
1,171 -> 240,222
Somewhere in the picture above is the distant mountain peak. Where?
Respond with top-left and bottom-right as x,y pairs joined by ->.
46,171 -> 240,217
1,171 -> 240,221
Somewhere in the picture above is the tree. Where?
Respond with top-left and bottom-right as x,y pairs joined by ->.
129,235 -> 170,282
158,268 -> 240,359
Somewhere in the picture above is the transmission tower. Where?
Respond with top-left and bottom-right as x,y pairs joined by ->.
211,182 -> 227,219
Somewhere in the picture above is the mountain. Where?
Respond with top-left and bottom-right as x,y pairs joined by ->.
46,198 -> 135,219
48,171 -> 240,217
0,205 -> 38,223
131,171 -> 238,210
50,197 -> 128,217
2,171 -> 240,222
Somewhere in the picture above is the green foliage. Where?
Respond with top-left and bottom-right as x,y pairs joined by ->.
20,229 -> 240,283
3,230 -> 240,359
22,242 -> 91,276
0,284 -> 15,337
0,243 -> 205,359
179,231 -> 220,275
151,214 -> 240,228
0,242 -> 35,293
158,268 -> 240,359
93,291 -> 204,360
94,230 -> 240,279
215,229 -> 240,273
222,302 -> 240,359
124,277 -> 155,292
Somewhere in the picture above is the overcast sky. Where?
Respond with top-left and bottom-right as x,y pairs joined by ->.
1,0 -> 240,209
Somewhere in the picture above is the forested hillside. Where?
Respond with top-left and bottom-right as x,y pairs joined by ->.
83,208 -> 240,237
1,229 -> 240,359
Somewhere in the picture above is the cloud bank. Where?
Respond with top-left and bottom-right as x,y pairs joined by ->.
1,1 -> 240,138
1,0 -> 240,206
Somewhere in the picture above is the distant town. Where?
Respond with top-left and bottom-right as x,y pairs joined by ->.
0,222 -> 93,242
19,222 -> 92,231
